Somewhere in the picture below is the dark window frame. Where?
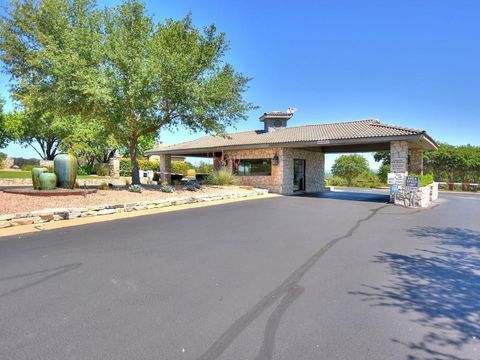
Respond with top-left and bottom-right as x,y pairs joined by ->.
234,159 -> 272,176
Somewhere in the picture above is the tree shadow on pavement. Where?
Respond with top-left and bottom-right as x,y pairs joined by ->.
349,227 -> 480,360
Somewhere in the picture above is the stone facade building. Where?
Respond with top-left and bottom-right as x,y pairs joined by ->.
147,111 -> 437,195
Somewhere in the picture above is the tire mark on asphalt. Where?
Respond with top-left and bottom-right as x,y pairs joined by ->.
196,204 -> 389,360
0,263 -> 82,300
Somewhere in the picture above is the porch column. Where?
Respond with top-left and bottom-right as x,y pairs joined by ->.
159,154 -> 171,183
409,149 -> 424,175
390,141 -> 409,203
390,141 -> 409,175
213,157 -> 222,172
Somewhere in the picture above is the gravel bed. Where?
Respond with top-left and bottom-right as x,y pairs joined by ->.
0,186 -> 253,215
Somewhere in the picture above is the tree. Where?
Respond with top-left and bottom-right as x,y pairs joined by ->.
93,1 -> 255,184
4,111 -> 77,160
60,117 -> 118,166
0,98 -> 9,148
1,0 -> 255,183
331,154 -> 369,186
0,0 -> 102,157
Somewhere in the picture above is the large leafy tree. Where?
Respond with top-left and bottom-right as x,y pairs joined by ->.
1,0 -> 254,183
95,1 -> 255,184
60,117 -> 118,166
332,154 -> 370,186
0,98 -> 9,148
3,111 -> 77,159
0,0 -> 102,158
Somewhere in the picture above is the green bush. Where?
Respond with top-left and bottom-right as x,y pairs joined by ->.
171,161 -> 194,174
409,173 -> 434,187
95,164 -> 110,176
196,161 -> 213,174
78,165 -> 95,175
119,159 -> 161,176
0,152 -> 7,168
205,170 -> 240,186
21,164 -> 35,171
327,176 -> 348,186
377,163 -> 390,183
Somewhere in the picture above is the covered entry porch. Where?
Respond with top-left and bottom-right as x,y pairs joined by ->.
147,114 -> 438,196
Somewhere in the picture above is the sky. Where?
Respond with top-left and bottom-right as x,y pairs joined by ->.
1,0 -> 479,170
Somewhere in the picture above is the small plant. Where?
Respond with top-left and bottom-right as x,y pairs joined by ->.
95,164 -> 110,177
128,184 -> 142,193
99,182 -> 110,191
160,185 -> 173,193
185,184 -> 197,191
205,170 -> 240,186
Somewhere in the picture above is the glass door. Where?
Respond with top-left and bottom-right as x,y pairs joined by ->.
293,159 -> 305,192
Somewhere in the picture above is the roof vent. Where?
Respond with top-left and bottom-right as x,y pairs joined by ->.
259,108 -> 296,133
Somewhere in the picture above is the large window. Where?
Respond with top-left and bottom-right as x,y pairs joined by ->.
235,159 -> 272,176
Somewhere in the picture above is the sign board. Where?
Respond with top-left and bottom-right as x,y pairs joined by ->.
391,158 -> 407,173
387,172 -> 405,185
405,176 -> 419,191
391,184 -> 399,193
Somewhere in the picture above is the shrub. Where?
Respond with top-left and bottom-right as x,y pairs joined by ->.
78,165 -> 94,175
128,184 -> 142,193
159,180 -> 173,193
0,152 -> 7,168
205,170 -> 240,185
95,164 -> 109,177
185,184 -> 197,191
120,159 -> 161,176
99,182 -> 110,190
409,173 -> 434,187
327,176 -> 347,186
196,161 -> 213,174
21,164 -> 35,171
171,161 -> 194,174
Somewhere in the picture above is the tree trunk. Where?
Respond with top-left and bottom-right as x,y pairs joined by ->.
130,144 -> 141,185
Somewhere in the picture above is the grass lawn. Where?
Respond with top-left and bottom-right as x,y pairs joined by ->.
0,170 -> 110,180
0,171 -> 31,179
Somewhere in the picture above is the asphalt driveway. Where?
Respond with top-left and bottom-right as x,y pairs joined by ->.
0,191 -> 479,360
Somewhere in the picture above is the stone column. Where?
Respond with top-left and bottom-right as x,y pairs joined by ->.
409,149 -> 423,175
390,141 -> 409,175
159,154 -> 171,183
390,140 -> 409,203
108,150 -> 122,178
213,157 -> 222,172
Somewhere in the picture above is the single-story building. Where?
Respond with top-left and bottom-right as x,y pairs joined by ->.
147,111 -> 438,195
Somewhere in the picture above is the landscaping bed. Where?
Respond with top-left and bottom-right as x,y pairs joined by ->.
0,186 -> 269,228
0,186 -> 260,215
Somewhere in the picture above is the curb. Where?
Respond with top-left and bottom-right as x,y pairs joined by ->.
0,189 -> 269,231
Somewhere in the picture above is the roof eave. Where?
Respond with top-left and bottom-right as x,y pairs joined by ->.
150,133 -> 436,156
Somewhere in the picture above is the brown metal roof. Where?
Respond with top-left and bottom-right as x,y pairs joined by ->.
150,119 -> 437,155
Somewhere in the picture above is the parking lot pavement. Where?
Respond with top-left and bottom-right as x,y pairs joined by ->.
0,191 -> 478,360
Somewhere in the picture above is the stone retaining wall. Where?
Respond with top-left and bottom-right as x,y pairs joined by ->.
0,177 -> 131,187
0,189 -> 269,229
393,182 -> 439,208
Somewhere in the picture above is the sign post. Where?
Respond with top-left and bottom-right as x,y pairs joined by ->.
405,176 -> 420,207
391,159 -> 407,173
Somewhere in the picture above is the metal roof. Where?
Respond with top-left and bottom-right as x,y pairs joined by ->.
148,119 -> 437,155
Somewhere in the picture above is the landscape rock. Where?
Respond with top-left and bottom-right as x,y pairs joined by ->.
0,221 -> 12,228
10,217 -> 34,226
81,211 -> 98,217
97,209 -> 116,216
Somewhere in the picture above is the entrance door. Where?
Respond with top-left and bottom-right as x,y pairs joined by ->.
293,159 -> 305,192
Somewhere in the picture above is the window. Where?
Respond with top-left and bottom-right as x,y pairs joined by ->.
235,159 -> 272,176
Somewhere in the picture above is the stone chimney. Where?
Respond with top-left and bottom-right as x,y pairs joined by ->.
259,110 -> 294,133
